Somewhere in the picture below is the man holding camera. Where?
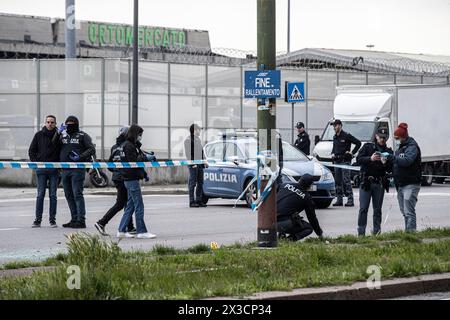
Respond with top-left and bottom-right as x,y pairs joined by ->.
356,128 -> 393,236
331,119 -> 362,207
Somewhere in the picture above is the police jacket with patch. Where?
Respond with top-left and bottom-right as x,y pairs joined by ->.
28,127 -> 60,162
184,134 -> 205,165
331,130 -> 362,162
294,132 -> 311,155
120,139 -> 148,181
53,130 -> 96,163
393,137 -> 422,187
276,183 -> 323,236
108,135 -> 126,182
356,142 -> 393,177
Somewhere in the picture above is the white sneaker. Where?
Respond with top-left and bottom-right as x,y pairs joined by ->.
136,232 -> 157,239
116,232 -> 135,238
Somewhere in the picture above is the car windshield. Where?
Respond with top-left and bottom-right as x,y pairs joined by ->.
243,141 -> 309,162
322,121 -> 376,142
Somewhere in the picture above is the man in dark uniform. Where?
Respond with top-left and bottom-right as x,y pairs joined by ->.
184,123 -> 208,208
53,116 -> 96,229
277,174 -> 323,241
294,122 -> 311,155
356,128 -> 393,236
331,119 -> 362,207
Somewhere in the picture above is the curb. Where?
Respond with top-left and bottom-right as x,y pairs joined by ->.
0,266 -> 56,279
207,273 -> 450,300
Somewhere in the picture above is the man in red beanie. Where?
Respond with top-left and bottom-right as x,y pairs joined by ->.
392,123 -> 422,232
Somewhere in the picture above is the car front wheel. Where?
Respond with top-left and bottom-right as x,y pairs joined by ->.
245,182 -> 258,208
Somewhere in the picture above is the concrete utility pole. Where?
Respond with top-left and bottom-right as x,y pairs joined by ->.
131,0 -> 139,124
65,0 -> 76,58
257,0 -> 277,248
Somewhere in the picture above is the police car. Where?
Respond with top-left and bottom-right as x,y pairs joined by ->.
202,134 -> 336,209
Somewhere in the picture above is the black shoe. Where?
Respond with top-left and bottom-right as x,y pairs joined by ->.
73,222 -> 86,229
197,202 -> 207,208
190,203 -> 200,208
49,221 -> 57,228
62,221 -> 75,228
127,227 -> 137,235
345,203 -> 354,207
31,220 -> 41,228
333,202 -> 344,206
94,222 -> 108,236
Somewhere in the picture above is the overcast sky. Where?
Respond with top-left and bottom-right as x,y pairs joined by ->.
1,0 -> 450,55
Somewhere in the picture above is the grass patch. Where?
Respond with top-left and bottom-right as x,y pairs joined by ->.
0,231 -> 449,300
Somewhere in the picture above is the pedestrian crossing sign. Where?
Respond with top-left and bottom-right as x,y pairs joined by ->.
285,82 -> 305,103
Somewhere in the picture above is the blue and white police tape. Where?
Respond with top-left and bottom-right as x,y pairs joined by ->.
319,162 -> 361,172
0,159 -> 215,170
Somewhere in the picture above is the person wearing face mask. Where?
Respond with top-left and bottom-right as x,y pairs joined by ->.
117,124 -> 156,239
392,123 -> 422,232
53,115 -> 96,229
28,115 -> 61,228
356,128 -> 393,236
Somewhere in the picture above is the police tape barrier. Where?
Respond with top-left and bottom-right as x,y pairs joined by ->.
320,162 -> 450,178
0,160 -> 215,170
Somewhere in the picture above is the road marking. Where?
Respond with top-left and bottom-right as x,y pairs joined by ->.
0,228 -> 21,231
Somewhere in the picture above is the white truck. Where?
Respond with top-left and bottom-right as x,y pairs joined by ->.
312,84 -> 450,186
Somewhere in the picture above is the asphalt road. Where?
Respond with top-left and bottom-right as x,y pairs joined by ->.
0,184 -> 450,264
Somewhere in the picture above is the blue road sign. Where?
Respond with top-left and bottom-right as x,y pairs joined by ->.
244,70 -> 281,99
285,82 -> 305,103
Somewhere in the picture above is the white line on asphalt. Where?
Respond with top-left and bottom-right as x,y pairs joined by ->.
0,194 -> 187,204
0,228 -> 21,231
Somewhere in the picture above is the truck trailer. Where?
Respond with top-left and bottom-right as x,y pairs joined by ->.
312,84 -> 450,186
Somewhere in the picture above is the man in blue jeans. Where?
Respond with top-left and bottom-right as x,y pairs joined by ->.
392,123 -> 422,232
356,128 -> 393,236
53,116 -> 96,229
28,115 -> 60,228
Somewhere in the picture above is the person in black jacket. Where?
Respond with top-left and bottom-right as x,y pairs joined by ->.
392,123 -> 422,232
117,124 -> 156,239
184,123 -> 208,208
53,115 -> 96,229
277,174 -> 324,241
94,126 -> 135,236
293,122 -> 311,155
331,119 -> 362,207
28,115 -> 60,228
356,128 -> 393,236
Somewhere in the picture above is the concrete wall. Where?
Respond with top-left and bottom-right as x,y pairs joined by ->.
0,167 -> 189,187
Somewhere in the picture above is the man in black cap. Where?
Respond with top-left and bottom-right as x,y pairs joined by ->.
277,174 -> 324,241
53,116 -> 95,228
356,128 -> 393,236
331,119 -> 362,207
294,122 -> 311,155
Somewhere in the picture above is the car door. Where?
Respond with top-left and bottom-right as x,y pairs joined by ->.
203,142 -> 225,197
218,142 -> 246,197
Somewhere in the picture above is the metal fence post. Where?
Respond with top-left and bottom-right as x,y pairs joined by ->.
305,69 -> 309,131
100,58 -> 105,160
168,62 -> 171,159
36,59 -> 41,132
240,65 -> 244,129
205,64 -> 209,131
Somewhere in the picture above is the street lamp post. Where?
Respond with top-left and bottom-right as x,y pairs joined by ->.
132,0 -> 139,124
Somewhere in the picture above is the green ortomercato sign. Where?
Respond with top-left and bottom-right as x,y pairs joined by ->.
88,23 -> 186,48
